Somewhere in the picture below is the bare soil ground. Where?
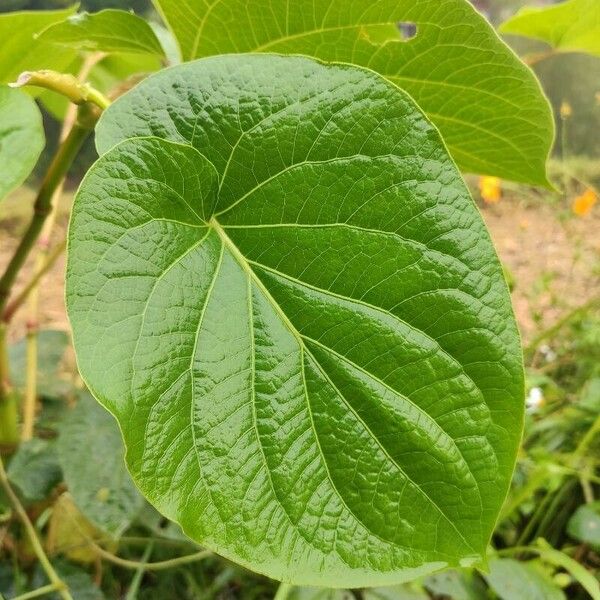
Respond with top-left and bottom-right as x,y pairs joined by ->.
1,186 -> 599,344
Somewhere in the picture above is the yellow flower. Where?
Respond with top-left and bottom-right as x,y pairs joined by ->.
560,101 -> 573,119
479,176 -> 501,204
572,189 -> 597,217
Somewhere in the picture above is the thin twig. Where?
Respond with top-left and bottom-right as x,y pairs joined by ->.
11,582 -> 62,600
124,541 -> 154,600
2,240 -> 66,325
0,456 -> 72,600
86,538 -> 211,571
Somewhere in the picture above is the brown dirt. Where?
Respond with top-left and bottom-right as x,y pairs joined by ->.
1,187 -> 599,344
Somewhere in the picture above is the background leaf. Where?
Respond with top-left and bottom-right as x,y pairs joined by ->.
36,9 -> 166,56
568,502 -> 600,547
500,0 -> 600,58
57,393 -> 144,538
9,330 -> 69,399
0,86 -> 44,202
7,439 -> 62,502
152,0 -> 553,186
486,558 -> 565,600
0,6 -> 78,86
68,55 -> 524,586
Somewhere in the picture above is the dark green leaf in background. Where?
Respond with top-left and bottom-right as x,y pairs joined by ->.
567,502 -> 600,547
152,0 -> 554,186
67,55 -> 524,586
486,559 -> 565,600
7,439 -> 62,502
58,393 -> 144,538
0,86 -> 45,202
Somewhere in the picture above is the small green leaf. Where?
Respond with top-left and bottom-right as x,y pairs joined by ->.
7,439 -> 62,502
486,559 -> 565,600
0,85 -> 44,202
500,0 -> 600,58
37,9 -> 166,57
568,502 -> 600,547
67,55 -> 524,586
58,393 -> 144,538
0,6 -> 78,86
152,0 -> 553,186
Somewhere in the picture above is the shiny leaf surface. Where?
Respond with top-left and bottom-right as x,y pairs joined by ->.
152,0 -> 553,185
67,55 -> 523,586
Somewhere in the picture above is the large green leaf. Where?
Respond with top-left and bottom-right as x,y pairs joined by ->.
0,6 -> 78,86
36,9 -> 166,57
0,86 -> 44,202
67,55 -> 524,586
152,0 -> 553,186
500,0 -> 600,58
58,393 -> 144,538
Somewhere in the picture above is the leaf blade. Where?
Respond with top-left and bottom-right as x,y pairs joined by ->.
68,55 -> 524,586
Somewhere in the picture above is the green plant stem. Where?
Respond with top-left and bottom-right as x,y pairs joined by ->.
0,124 -> 88,317
87,538 -> 211,571
125,542 -> 154,600
0,324 -> 18,448
11,583 -> 62,600
574,412 -> 600,462
0,457 -> 72,600
525,297 -> 600,356
21,301 -> 38,442
274,582 -> 293,600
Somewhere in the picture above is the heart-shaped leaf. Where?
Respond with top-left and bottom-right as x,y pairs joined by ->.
500,0 -> 600,58
0,85 -> 44,202
152,0 -> 553,186
67,55 -> 524,586
36,10 -> 166,57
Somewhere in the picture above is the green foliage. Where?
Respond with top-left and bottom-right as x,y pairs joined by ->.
152,0 -> 554,186
500,0 -> 600,57
568,502 -> 600,547
0,86 -> 44,202
66,54 -> 523,586
7,438 -> 62,502
0,5 -> 78,85
485,558 -> 565,600
9,330 -> 69,398
36,9 -> 166,56
57,393 -> 144,538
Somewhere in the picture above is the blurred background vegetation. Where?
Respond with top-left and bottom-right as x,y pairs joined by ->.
1,0 -> 599,598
